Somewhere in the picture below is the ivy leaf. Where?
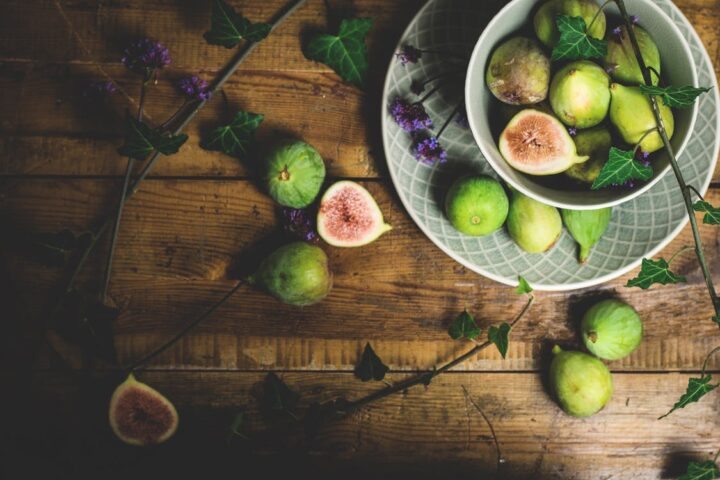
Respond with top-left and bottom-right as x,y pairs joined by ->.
117,115 -> 188,161
354,343 -> 389,382
659,375 -> 718,419
693,201 -> 720,225
448,310 -> 481,340
591,147 -> 653,190
516,276 -> 533,295
260,372 -> 300,419
488,322 -> 511,359
639,85 -> 712,108
304,18 -> 373,89
201,111 -> 264,158
551,15 -> 608,61
203,0 -> 271,48
626,258 -> 687,289
679,461 -> 720,480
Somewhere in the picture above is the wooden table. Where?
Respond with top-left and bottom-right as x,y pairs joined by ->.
2,0 -> 720,478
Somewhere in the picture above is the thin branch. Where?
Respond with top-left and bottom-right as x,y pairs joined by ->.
436,100 -> 464,139
701,346 -> 720,377
668,245 -> 694,265
687,185 -> 705,202
461,385 -> 504,470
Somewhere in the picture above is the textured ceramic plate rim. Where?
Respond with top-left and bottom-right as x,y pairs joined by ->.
381,0 -> 720,291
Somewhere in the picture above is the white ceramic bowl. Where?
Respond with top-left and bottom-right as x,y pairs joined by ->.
465,0 -> 699,210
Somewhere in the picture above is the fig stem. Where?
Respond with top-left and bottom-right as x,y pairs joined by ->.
461,385 -> 504,471
615,0 -> 720,321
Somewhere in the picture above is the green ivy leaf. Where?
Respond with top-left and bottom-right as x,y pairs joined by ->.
201,111 -> 264,158
488,322 -> 511,359
626,258 -> 687,289
203,0 -> 271,48
679,461 -> 720,480
304,18 -> 373,88
639,85 -> 712,108
591,147 -> 653,190
659,375 -> 718,419
117,115 -> 188,161
551,15 -> 608,61
354,343 -> 389,382
261,372 -> 300,419
516,276 -> 533,295
693,201 -> 720,225
448,310 -> 481,340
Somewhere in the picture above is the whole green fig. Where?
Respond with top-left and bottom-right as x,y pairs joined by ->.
581,299 -> 643,360
534,0 -> 606,48
604,25 -> 660,86
550,345 -> 613,417
565,127 -> 612,184
507,191 -> 562,253
264,141 -> 326,208
561,207 -> 612,263
609,84 -> 674,153
549,61 -> 611,129
445,175 -> 509,236
250,242 -> 333,306
486,37 -> 550,105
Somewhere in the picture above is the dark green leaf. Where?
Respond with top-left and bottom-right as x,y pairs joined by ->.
516,276 -> 533,295
591,147 -> 653,190
639,85 -> 712,108
679,461 -> 720,480
448,310 -> 481,340
200,111 -> 264,158
117,115 -> 188,161
304,18 -> 373,88
659,375 -> 718,419
355,343 -> 389,382
551,15 -> 608,61
488,322 -> 511,359
203,0 -> 271,48
261,372 -> 300,419
693,201 -> 720,225
626,258 -> 687,289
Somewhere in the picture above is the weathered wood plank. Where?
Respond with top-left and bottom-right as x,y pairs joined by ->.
2,178 -> 719,371
5,370 -> 719,478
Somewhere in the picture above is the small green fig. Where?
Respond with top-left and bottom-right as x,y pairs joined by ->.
550,345 -> 613,417
604,25 -> 660,86
609,84 -> 674,153
534,0 -> 606,48
549,61 -> 611,129
445,175 -> 509,236
486,37 -> 551,105
507,191 -> 562,253
581,299 -> 643,360
561,207 -> 612,263
264,141 -> 326,208
249,242 -> 333,306
565,127 -> 612,184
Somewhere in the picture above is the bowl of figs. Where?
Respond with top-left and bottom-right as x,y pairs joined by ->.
465,0 -> 699,209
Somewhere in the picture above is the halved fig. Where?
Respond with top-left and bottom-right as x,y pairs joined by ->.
498,110 -> 588,175
109,374 -> 179,446
317,181 -> 392,248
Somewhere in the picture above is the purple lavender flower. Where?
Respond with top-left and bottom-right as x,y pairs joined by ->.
410,79 -> 425,96
612,26 -> 623,38
282,208 -> 317,242
630,15 -> 640,25
414,136 -> 447,166
390,97 -> 433,132
396,44 -> 422,66
83,81 -> 116,102
177,75 -> 212,101
122,38 -> 171,77
637,150 -> 651,166
568,127 -> 577,137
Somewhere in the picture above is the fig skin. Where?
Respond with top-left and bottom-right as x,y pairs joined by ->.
534,0 -> 606,48
565,126 -> 612,184
604,25 -> 660,86
486,37 -> 550,105
581,299 -> 643,360
561,207 -> 612,263
550,345 -> 613,417
109,374 -> 179,446
264,141 -> 326,208
609,84 -> 674,153
250,242 -> 333,306
507,191 -> 562,253
549,60 -> 611,129
444,175 -> 509,236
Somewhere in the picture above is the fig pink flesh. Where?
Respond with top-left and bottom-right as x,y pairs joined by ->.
503,113 -> 564,166
320,185 -> 377,242
113,386 -> 175,444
